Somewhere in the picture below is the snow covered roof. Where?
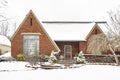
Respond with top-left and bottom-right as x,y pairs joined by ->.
43,22 -> 96,41
0,35 -> 11,46
0,52 -> 11,58
98,23 -> 108,34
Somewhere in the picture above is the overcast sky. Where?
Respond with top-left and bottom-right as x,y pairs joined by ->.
4,0 -> 119,22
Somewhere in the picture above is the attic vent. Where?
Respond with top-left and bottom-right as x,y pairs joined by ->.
95,29 -> 98,34
30,18 -> 32,26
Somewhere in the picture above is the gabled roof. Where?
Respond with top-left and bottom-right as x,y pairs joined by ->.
98,23 -> 108,34
43,22 -> 97,41
85,23 -> 104,40
11,10 -> 60,52
11,10 -> 107,42
42,21 -> 107,41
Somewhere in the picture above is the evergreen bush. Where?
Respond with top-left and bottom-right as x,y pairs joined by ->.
17,54 -> 25,61
49,51 -> 58,63
74,51 -> 86,64
40,55 -> 49,62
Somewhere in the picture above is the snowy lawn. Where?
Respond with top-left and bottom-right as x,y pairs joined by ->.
0,62 -> 120,80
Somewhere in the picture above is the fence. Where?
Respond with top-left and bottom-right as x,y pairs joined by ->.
84,54 -> 120,63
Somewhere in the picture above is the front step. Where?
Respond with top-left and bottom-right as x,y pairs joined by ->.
59,59 -> 75,66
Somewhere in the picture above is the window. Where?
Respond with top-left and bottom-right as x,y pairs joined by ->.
23,34 -> 39,54
30,18 -> 32,26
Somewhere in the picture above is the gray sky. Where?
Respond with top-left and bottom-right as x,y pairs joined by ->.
5,0 -> 120,22
0,0 -> 119,31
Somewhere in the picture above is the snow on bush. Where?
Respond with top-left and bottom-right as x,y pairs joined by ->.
49,51 -> 58,63
74,51 -> 86,64
40,55 -> 49,62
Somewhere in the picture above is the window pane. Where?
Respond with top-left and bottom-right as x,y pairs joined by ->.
23,34 -> 39,54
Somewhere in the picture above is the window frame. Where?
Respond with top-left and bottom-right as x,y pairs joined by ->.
22,33 -> 40,54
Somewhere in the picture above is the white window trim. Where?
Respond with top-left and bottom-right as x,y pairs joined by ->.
23,34 -> 40,54
21,33 -> 41,35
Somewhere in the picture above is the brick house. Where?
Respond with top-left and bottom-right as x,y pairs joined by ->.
11,10 -> 60,58
43,21 -> 105,59
11,10 -> 106,59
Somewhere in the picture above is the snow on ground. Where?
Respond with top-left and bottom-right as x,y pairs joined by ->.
0,62 -> 31,71
0,52 -> 11,58
0,62 -> 120,80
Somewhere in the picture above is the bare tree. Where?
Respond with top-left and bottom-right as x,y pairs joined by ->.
87,10 -> 120,65
0,0 -> 17,39
25,54 -> 40,68
0,21 -> 9,36
87,34 -> 108,55
0,0 -> 7,21
87,33 -> 119,65
0,0 -> 7,7
0,0 -> 9,37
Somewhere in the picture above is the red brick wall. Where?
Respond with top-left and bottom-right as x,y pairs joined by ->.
79,41 -> 87,54
56,41 -> 79,58
11,12 -> 57,57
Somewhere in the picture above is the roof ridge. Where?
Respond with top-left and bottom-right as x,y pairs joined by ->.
42,21 -> 107,23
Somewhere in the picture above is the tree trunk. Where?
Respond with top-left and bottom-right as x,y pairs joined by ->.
109,44 -> 119,65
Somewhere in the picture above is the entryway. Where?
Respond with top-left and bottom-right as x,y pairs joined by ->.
64,45 -> 72,60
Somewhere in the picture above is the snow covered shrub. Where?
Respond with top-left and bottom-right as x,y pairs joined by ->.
49,51 -> 58,63
74,51 -> 86,64
17,54 -> 25,61
40,55 -> 49,62
25,54 -> 40,66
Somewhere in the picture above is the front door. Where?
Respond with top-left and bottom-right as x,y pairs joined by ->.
64,45 -> 72,60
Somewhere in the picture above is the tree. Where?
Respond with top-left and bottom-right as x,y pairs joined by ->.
87,9 -> 120,65
0,0 -> 7,21
87,33 -> 119,65
0,0 -> 9,37
87,34 -> 108,55
0,21 -> 9,36
25,54 -> 40,67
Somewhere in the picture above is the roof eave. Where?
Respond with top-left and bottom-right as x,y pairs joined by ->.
54,40 -> 86,42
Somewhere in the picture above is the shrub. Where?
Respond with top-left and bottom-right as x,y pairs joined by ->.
40,55 -> 49,62
74,51 -> 86,64
25,54 -> 40,66
17,54 -> 25,61
49,51 -> 58,63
